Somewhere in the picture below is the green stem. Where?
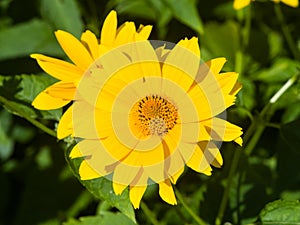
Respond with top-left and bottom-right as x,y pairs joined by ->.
0,95 -> 57,138
140,201 -> 161,225
216,4 -> 299,225
175,188 -> 207,225
215,5 -> 253,225
274,4 -> 300,61
215,72 -> 299,225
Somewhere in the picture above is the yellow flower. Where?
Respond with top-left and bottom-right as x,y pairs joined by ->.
68,38 -> 243,209
233,0 -> 251,9
30,10 -> 152,137
233,0 -> 298,9
273,0 -> 299,7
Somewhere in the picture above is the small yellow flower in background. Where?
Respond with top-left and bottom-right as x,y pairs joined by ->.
233,0 -> 251,9
233,0 -> 298,9
31,10 -> 152,137
67,38 -> 243,208
273,0 -> 299,7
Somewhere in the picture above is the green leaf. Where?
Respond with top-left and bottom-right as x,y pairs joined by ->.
115,0 -> 157,21
259,200 -> 300,224
162,0 -> 204,34
201,21 -> 240,70
282,102 -> 300,123
115,0 -> 172,39
252,58 -> 299,83
280,119 -> 300,153
40,0 -> 83,38
67,154 -> 136,223
0,19 -> 63,60
0,74 -> 62,121
63,212 -> 137,225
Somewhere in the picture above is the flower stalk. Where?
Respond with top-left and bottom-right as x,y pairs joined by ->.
175,189 -> 207,225
0,95 -> 57,137
216,3 -> 300,224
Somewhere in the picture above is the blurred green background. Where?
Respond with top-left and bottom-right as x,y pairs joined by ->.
1,0 -> 300,224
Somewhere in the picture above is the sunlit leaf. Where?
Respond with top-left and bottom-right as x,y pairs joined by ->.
258,200 -> 300,224
67,154 -> 136,223
162,0 -> 204,34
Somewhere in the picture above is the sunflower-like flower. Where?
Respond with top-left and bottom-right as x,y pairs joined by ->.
31,10 -> 152,137
233,0 -> 298,9
67,38 -> 243,208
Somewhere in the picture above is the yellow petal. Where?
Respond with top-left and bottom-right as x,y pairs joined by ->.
55,30 -> 94,70
129,185 -> 147,209
74,139 -> 119,174
159,180 -> 177,205
79,160 -> 102,180
230,81 -> 242,95
186,144 -> 210,173
198,142 -> 222,165
44,81 -> 76,100
114,22 -> 136,46
201,167 -> 212,176
30,54 -> 83,81
57,105 -> 74,139
74,101 -> 110,139
169,166 -> 184,184
188,81 -> 236,120
69,144 -> 83,159
202,118 -> 243,142
101,10 -> 117,47
81,30 -> 100,60
155,45 -> 170,62
278,0 -> 298,7
113,182 -> 128,195
206,57 -> 227,76
137,25 -> 153,40
234,137 -> 243,146
113,164 -> 141,186
233,0 -> 251,9
217,72 -> 239,95
32,89 -> 70,110
163,37 -> 200,92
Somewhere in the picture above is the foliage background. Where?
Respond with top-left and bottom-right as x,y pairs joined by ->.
0,0 -> 300,224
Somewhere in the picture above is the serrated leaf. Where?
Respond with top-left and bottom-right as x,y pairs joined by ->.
63,212 -> 136,225
66,154 -> 136,223
40,0 -> 83,38
162,0 -> 204,34
259,200 -> 300,224
0,19 -> 63,60
0,74 -> 62,121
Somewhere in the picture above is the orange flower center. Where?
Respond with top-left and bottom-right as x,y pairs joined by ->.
129,95 -> 178,138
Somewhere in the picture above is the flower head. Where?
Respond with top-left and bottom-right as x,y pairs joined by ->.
68,39 -> 243,208
233,0 -> 298,9
30,10 -> 152,137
